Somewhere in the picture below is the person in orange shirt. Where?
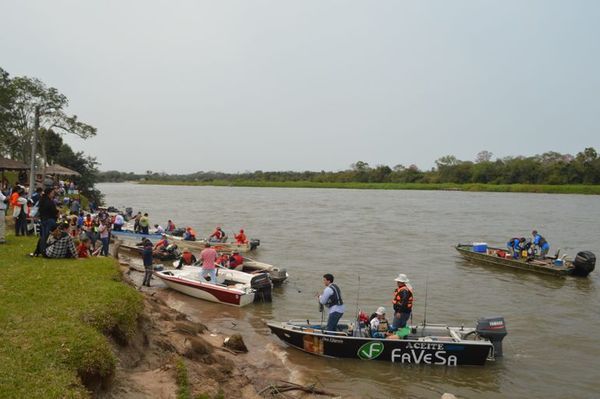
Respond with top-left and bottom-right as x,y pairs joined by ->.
234,229 -> 247,244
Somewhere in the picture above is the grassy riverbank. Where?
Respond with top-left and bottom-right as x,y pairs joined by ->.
140,180 -> 600,194
0,234 -> 143,398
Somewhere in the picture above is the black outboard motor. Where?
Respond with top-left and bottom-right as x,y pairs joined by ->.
476,316 -> 507,357
249,239 -> 260,251
170,227 -> 186,237
572,251 -> 596,277
250,272 -> 272,302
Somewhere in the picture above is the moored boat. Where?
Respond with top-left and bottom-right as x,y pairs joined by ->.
155,266 -> 272,306
455,244 -> 596,277
112,229 -> 260,253
267,316 -> 507,366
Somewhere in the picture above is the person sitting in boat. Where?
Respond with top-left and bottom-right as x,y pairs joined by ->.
176,248 -> 197,269
532,230 -> 550,258
183,227 -> 196,241
154,224 -> 165,235
234,229 -> 248,244
166,220 -> 176,233
216,253 -> 230,268
370,307 -> 392,338
209,226 -> 226,242
506,237 -> 526,258
153,234 -> 169,251
229,251 -> 244,269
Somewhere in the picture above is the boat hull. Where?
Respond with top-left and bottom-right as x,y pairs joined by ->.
155,271 -> 255,307
267,322 -> 493,366
455,244 -> 575,277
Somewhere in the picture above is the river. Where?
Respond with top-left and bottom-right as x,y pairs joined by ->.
99,183 -> 600,399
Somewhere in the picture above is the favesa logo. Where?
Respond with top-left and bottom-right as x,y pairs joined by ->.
357,342 -> 384,360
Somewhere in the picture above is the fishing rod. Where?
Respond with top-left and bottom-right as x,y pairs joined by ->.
355,274 -> 362,335
423,267 -> 430,329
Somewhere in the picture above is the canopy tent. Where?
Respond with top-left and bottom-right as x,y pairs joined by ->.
44,164 -> 81,177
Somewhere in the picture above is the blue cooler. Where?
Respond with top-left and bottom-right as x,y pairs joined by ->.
473,242 -> 488,253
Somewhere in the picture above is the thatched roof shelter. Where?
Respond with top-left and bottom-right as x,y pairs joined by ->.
44,164 -> 81,177
0,157 -> 29,171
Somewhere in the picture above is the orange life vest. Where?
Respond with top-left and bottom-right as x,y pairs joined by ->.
181,252 -> 194,265
392,285 -> 414,312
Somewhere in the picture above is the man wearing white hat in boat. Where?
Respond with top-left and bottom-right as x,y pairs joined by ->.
391,273 -> 414,332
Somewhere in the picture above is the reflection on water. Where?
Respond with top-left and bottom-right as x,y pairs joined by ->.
101,183 -> 600,399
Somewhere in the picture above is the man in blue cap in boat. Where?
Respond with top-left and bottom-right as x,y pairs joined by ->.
318,273 -> 345,333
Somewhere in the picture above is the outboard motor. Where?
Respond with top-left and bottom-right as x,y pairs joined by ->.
572,251 -> 596,277
250,273 -> 272,302
249,239 -> 260,251
476,316 -> 507,357
171,228 -> 186,237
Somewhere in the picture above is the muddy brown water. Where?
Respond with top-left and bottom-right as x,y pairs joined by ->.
100,183 -> 600,399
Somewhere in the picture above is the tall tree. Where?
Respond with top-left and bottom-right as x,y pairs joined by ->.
8,74 -> 96,169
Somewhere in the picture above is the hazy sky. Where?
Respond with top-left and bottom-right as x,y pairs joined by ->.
2,1 -> 599,173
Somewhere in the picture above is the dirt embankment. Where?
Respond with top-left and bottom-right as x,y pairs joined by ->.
99,266 -> 338,399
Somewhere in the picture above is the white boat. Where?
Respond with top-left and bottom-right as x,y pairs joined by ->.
154,266 -> 272,306
171,256 -> 288,284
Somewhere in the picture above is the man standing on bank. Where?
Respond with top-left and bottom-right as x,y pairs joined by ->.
318,273 -> 345,332
392,274 -> 414,331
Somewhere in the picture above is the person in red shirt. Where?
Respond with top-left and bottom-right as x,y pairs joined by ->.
229,251 -> 244,269
209,226 -> 225,242
77,237 -> 92,258
234,229 -> 247,244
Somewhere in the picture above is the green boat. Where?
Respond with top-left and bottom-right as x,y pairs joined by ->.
455,244 -> 595,277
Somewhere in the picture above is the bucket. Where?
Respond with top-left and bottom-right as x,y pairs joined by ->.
521,250 -> 528,258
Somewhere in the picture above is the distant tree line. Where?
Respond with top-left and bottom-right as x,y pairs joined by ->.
0,67 -> 102,203
98,148 -> 600,185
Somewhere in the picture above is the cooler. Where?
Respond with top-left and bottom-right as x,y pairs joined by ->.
473,242 -> 488,253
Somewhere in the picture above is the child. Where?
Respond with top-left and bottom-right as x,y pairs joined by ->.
77,237 -> 92,258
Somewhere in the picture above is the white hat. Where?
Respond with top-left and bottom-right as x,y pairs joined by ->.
375,306 -> 386,315
394,273 -> 409,283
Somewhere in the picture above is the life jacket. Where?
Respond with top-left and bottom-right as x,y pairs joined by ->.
10,192 -> 19,207
536,235 -> 548,248
392,285 -> 414,313
235,233 -> 247,244
217,254 -> 229,266
84,219 -> 93,229
508,237 -> 520,248
229,254 -> 243,268
376,319 -> 389,333
212,229 -> 223,239
181,252 -> 194,265
325,283 -> 343,307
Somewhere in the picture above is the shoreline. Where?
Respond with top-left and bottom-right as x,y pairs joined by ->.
0,232 -> 338,399
131,180 -> 600,195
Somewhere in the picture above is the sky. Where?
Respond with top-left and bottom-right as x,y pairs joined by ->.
1,0 -> 599,173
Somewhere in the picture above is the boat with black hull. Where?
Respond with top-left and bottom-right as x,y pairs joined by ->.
456,244 -> 595,277
267,316 -> 507,366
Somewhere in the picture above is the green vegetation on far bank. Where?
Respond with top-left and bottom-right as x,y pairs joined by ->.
139,179 -> 600,195
0,234 -> 143,398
